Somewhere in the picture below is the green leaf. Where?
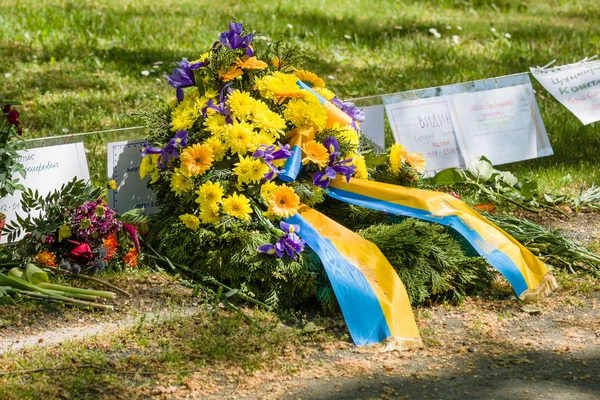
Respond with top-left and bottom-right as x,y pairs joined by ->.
521,180 -> 539,200
432,168 -> 469,186
468,156 -> 494,182
497,171 -> 519,187
224,289 -> 239,298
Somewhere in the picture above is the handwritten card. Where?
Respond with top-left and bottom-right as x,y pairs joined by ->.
107,140 -> 158,215
531,60 -> 600,125
448,84 -> 547,166
0,143 -> 90,243
384,97 -> 465,176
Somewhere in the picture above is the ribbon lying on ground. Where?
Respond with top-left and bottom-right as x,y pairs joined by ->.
286,206 -> 422,350
327,177 -> 558,300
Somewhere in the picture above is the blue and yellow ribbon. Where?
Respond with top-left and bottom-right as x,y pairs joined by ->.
287,206 -> 422,350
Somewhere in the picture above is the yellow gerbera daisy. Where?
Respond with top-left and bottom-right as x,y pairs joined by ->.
220,65 -> 243,82
389,143 -> 407,176
180,144 -> 214,177
170,169 -> 193,196
236,56 -> 268,70
301,140 -> 329,168
221,193 -> 253,220
405,152 -> 427,173
294,69 -> 325,88
268,185 -> 300,218
179,214 -> 200,231
195,181 -> 224,209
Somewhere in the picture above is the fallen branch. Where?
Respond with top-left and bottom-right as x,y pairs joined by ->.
52,268 -> 131,298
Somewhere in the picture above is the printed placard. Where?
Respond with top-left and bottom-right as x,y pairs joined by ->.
107,140 -> 158,215
531,60 -> 600,125
0,143 -> 90,243
448,84 -> 549,166
384,98 -> 465,176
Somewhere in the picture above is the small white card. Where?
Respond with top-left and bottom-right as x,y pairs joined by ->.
531,60 -> 600,125
384,97 -> 465,176
448,84 -> 544,166
0,143 -> 90,243
107,140 -> 158,215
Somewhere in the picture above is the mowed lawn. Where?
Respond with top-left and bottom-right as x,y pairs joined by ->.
1,0 -> 599,192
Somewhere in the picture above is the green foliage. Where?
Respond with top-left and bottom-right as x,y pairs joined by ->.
147,214 -> 320,309
0,93 -> 25,199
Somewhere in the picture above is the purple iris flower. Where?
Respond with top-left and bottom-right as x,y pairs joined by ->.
141,130 -> 189,169
201,84 -> 234,124
252,142 -> 293,180
257,221 -> 305,259
331,97 -> 366,132
312,137 -> 356,188
165,60 -> 201,102
213,22 -> 254,56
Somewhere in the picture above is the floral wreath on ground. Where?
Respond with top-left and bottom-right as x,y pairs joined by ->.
140,21 -> 425,262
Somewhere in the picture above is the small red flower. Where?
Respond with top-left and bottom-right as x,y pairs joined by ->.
67,241 -> 94,265
2,104 -> 11,113
6,109 -> 20,125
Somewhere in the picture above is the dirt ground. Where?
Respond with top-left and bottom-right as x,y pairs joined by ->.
2,211 -> 600,399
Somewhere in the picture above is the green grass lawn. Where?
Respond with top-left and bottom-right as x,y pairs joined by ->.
1,0 -> 599,192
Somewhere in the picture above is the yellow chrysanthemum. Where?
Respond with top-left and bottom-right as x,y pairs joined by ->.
313,87 -> 336,101
250,106 -> 286,137
268,185 -> 300,218
204,136 -> 226,161
405,152 -> 426,173
195,181 -> 224,209
170,169 -> 193,196
190,52 -> 210,65
170,91 -> 205,131
338,127 -> 360,148
199,207 -> 221,224
255,72 -> 305,103
204,114 -> 228,137
294,69 -> 325,88
58,224 -> 72,242
179,214 -> 200,231
389,143 -> 408,176
234,155 -> 269,185
227,90 -> 255,120
222,193 -> 253,220
225,120 -> 255,155
140,154 -> 160,184
107,179 -> 117,190
301,140 -> 329,168
236,56 -> 268,70
260,181 -> 279,202
349,153 -> 368,179
283,98 -> 327,131
180,144 -> 214,177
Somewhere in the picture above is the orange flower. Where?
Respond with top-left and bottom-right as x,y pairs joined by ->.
272,57 -> 280,69
123,247 -> 138,267
236,56 -> 268,70
219,65 -> 243,82
34,251 -> 56,267
102,233 -> 118,261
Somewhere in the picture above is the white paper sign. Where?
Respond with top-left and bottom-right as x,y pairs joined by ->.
448,84 -> 548,166
385,98 -> 465,176
107,140 -> 158,215
0,143 -> 90,243
531,60 -> 600,125
359,105 -> 386,149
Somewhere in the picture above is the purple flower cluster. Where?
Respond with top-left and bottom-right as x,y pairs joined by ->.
142,130 -> 188,170
258,222 -> 305,259
70,198 -> 122,245
213,22 -> 254,56
201,83 -> 234,124
331,97 -> 365,132
313,137 -> 356,188
252,143 -> 293,180
164,60 -> 206,102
